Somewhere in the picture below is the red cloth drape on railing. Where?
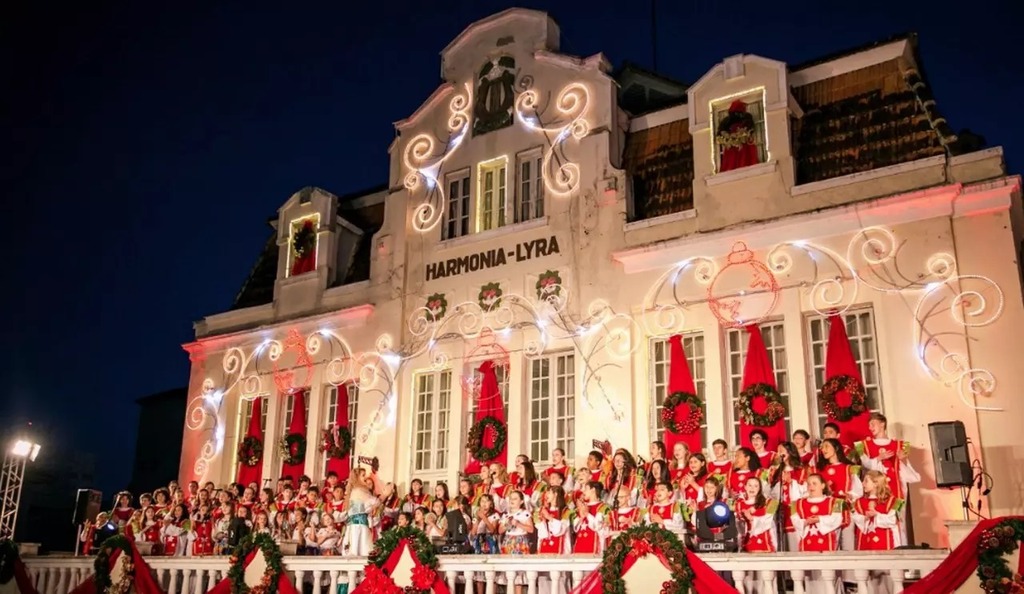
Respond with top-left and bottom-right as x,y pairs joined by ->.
571,547 -> 738,594
739,325 -> 787,452
824,313 -> 871,446
903,516 -> 1024,593
664,334 -> 702,454
68,541 -> 165,594
280,389 -> 308,480
324,383 -> 351,482
475,360 -> 507,466
351,539 -> 451,594
236,397 -> 264,487
207,550 -> 300,594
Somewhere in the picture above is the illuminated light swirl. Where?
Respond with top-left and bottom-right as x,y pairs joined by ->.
766,241 -> 859,316
407,306 -> 437,337
240,374 -> 262,397
193,440 -> 215,480
515,82 -> 591,197
185,396 -> 208,430
642,256 -> 718,321
927,253 -> 957,280
641,304 -> 688,336
430,350 -> 449,370
537,283 -> 570,314
267,340 -> 284,361
404,84 -> 472,234
850,227 -> 897,266
914,276 -> 1004,411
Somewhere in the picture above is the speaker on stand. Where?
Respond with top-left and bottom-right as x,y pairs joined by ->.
927,421 -> 976,520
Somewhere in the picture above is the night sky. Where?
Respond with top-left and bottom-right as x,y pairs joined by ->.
3,0 -> 1019,494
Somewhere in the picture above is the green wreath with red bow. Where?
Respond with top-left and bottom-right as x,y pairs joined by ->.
278,433 -> 306,466
319,426 -> 352,460
819,375 -> 868,422
228,533 -> 283,594
237,436 -> 263,467
467,415 -> 507,462
94,535 -> 134,594
661,392 -> 704,435
737,383 -> 786,426
600,524 -> 693,594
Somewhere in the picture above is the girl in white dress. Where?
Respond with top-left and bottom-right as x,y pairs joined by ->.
313,513 -> 341,555
339,469 -> 378,557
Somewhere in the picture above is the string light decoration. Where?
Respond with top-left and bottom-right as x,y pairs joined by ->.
705,241 -> 780,328
514,80 -> 591,197
642,226 -> 1007,411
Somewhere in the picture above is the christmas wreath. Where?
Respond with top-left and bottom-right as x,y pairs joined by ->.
292,220 -> 316,259
237,436 -> 263,467
467,415 -> 507,462
661,392 -> 704,435
94,535 -> 134,594
0,539 -> 18,585
600,524 -> 693,594
976,518 -> 1024,593
737,383 -> 786,426
279,433 -> 306,466
366,526 -> 439,594
819,375 -> 868,422
228,533 -> 284,594
320,425 -> 352,460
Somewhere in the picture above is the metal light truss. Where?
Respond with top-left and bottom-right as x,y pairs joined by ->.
0,452 -> 28,539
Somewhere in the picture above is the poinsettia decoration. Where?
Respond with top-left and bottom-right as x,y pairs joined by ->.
536,270 -> 562,301
478,282 -> 503,310
425,293 -> 448,323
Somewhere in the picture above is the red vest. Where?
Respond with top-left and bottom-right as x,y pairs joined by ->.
734,498 -> 777,552
793,497 -> 840,552
853,496 -> 901,551
858,439 -> 909,498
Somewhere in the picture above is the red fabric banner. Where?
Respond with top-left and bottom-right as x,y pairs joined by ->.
13,553 -> 39,594
739,325 -> 786,452
236,396 -> 264,487
475,360 -> 507,466
664,334 -> 702,454
824,313 -> 871,446
280,389 -> 308,480
903,515 -> 1024,594
69,541 -> 166,594
325,383 -> 351,482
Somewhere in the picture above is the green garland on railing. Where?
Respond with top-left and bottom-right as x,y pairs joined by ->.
976,518 -> 1024,593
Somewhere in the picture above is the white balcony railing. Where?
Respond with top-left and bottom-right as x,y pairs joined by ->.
23,550 -> 947,594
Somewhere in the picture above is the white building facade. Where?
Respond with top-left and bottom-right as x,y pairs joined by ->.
179,9 -> 1024,548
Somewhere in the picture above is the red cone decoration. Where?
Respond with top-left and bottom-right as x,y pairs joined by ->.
663,335 -> 702,454
823,313 -> 871,445
738,325 -> 787,451
280,388 -> 308,479
236,396 -> 263,487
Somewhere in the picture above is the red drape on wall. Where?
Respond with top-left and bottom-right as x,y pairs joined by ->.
824,313 -> 871,446
739,325 -> 787,452
664,334 -> 702,454
475,360 -> 507,466
903,516 -> 1024,594
236,397 -> 264,487
324,383 -> 351,482
280,389 -> 308,480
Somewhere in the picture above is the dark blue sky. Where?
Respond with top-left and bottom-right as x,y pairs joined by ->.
3,0 -> 1019,493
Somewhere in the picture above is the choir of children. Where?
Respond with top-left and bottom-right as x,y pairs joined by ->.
80,413 -> 917,566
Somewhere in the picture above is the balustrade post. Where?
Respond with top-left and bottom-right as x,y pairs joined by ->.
504,570 -> 515,592
294,570 -> 305,592
889,568 -> 905,593
484,570 -> 496,594
853,568 -> 870,593
820,569 -> 838,593
346,569 -> 359,590
525,570 -> 538,594
757,570 -> 776,593
328,569 -> 338,594
549,570 -> 562,594
462,570 -> 473,593
731,570 -> 746,594
790,569 -> 806,594
169,567 -> 180,594
312,570 -> 324,594
570,569 -> 582,592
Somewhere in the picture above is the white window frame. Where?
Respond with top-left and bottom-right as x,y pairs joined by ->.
285,213 -> 320,278
649,334 -> 708,444
527,352 -> 576,464
725,320 -> 790,443
325,383 -> 360,468
515,148 -> 544,223
443,169 -> 471,240
412,369 -> 453,475
241,394 -> 269,433
711,89 -> 769,174
806,308 -> 884,432
477,157 -> 508,232
283,391 -> 310,428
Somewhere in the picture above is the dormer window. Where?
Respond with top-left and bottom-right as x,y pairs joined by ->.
288,214 -> 319,277
712,91 -> 768,173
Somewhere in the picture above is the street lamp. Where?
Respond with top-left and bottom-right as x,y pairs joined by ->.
0,437 -> 42,540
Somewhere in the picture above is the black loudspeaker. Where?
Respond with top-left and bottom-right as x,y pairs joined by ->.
73,489 -> 103,525
928,421 -> 973,488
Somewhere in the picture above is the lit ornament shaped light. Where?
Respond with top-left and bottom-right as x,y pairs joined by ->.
706,241 -> 780,328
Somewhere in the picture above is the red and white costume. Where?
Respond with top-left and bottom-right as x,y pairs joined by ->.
791,496 -> 843,552
735,498 -> 778,552
138,520 -> 162,551
536,507 -> 571,554
190,517 -> 214,556
769,466 -> 808,551
754,450 -> 776,470
160,518 -> 190,557
611,506 -> 641,534
401,492 -> 431,514
728,468 -> 768,500
708,459 -> 733,482
542,465 -> 573,491
856,438 -> 920,500
571,502 -> 610,554
679,473 -> 709,508
852,495 -> 903,551
644,501 -> 687,534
